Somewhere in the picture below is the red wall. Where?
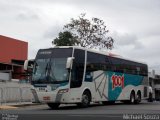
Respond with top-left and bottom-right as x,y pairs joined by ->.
0,35 -> 28,63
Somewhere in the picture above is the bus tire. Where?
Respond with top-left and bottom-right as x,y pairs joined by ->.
77,91 -> 91,108
148,93 -> 153,102
130,91 -> 135,104
47,103 -> 60,109
135,92 -> 141,104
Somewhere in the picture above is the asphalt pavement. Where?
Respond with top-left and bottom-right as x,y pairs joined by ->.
0,101 -> 160,120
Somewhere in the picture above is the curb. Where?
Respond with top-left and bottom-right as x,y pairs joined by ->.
0,103 -> 43,110
12,103 -> 43,107
0,106 -> 18,110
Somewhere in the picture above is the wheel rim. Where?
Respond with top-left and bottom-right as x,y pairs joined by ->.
137,94 -> 141,102
82,94 -> 89,105
131,94 -> 134,103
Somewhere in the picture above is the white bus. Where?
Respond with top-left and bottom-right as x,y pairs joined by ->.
24,46 -> 151,109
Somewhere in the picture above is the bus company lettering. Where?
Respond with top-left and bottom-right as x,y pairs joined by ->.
111,74 -> 124,90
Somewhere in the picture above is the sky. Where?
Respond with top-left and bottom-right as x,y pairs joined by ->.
0,0 -> 160,73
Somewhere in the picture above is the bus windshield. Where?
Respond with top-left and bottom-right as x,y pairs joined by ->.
32,48 -> 72,84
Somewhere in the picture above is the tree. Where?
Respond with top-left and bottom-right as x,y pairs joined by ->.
52,31 -> 79,46
64,13 -> 114,49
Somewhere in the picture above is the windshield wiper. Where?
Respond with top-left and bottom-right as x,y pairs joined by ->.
47,63 -> 57,82
38,62 -> 50,82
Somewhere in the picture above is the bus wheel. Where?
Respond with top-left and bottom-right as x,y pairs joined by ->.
148,93 -> 153,102
47,103 -> 60,109
130,92 -> 135,104
135,92 -> 141,104
77,91 -> 91,108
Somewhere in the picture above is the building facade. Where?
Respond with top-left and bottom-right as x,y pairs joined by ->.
149,70 -> 160,101
0,35 -> 28,80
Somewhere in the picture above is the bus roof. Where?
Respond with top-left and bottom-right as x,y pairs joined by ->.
43,46 -> 147,65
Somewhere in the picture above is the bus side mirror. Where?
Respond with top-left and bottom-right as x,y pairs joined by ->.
24,60 -> 29,70
66,57 -> 74,69
24,59 -> 34,71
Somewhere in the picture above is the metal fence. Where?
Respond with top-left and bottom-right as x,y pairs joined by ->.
0,82 -> 33,105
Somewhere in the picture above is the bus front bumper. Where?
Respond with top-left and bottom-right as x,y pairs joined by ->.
31,89 -> 81,104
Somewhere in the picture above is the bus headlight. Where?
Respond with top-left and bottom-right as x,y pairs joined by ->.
58,88 -> 69,94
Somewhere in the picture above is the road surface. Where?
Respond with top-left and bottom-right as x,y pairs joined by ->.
0,101 -> 160,120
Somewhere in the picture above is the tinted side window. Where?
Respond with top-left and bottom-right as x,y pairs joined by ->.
85,52 -> 111,82
86,52 -> 109,72
109,57 -> 148,76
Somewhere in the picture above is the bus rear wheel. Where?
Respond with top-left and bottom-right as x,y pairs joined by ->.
130,92 -> 135,104
148,93 -> 153,102
77,91 -> 91,108
47,103 -> 60,109
135,92 -> 141,104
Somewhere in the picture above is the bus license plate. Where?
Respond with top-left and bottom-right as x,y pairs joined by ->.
43,96 -> 51,101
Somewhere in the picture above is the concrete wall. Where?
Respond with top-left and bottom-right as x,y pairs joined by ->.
0,82 -> 33,104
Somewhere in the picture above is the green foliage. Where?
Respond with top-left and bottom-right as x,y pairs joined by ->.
53,31 -> 79,46
64,13 -> 114,49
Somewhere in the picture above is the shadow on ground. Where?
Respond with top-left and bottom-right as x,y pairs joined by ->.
46,102 -> 149,110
